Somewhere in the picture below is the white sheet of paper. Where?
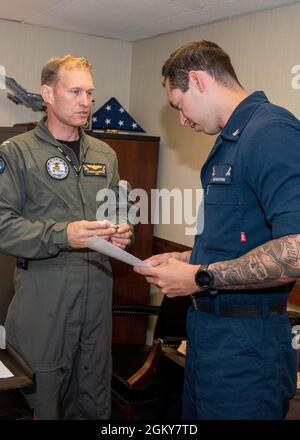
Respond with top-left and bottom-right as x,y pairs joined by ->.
87,236 -> 150,267
0,360 -> 14,378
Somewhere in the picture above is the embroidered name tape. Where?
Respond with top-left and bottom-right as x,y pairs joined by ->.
210,164 -> 232,184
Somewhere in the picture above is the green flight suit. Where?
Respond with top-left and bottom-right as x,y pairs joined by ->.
0,118 -> 127,419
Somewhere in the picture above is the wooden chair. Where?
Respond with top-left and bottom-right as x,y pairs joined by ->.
111,296 -> 190,419
0,253 -> 34,419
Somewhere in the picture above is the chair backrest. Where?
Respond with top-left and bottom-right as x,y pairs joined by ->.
154,295 -> 190,340
0,253 -> 15,325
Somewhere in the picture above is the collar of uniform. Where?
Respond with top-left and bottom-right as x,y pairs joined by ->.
220,91 -> 269,142
34,116 -> 87,152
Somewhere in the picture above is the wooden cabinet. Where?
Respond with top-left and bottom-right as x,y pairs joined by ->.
88,132 -> 159,343
0,126 -> 25,143
0,127 -> 159,344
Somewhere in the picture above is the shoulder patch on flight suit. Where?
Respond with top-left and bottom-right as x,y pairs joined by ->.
0,156 -> 6,174
210,164 -> 232,184
46,156 -> 70,180
82,163 -> 107,177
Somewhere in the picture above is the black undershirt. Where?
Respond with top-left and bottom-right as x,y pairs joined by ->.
57,138 -> 81,162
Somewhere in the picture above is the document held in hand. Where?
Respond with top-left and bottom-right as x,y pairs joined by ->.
87,236 -> 150,267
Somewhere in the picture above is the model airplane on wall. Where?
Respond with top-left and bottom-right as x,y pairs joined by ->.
0,74 -> 45,112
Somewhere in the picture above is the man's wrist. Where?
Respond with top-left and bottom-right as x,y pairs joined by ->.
181,250 -> 192,263
194,265 -> 217,294
52,222 -> 69,250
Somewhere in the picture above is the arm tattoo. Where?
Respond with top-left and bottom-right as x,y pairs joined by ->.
209,234 -> 300,290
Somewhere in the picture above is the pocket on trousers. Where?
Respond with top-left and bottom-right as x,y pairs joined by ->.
279,322 -> 297,406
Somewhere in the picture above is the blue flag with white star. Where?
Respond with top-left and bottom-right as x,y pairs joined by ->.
92,97 -> 145,132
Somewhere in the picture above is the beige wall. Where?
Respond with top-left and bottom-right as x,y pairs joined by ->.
130,2 -> 300,247
0,20 -> 132,126
2,5 -> 300,247
2,6 -> 300,337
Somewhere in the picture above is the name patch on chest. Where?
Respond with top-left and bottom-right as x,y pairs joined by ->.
210,164 -> 232,184
83,163 -> 107,176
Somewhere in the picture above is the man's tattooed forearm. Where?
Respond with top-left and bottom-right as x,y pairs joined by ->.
209,235 -> 300,290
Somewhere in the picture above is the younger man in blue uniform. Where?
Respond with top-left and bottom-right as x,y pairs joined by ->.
135,40 -> 300,419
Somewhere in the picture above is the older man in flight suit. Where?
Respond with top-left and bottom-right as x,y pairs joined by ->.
0,55 -> 133,419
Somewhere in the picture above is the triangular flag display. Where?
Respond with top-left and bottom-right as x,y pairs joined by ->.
92,97 -> 145,132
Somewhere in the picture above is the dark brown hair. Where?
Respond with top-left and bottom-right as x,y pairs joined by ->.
162,40 -> 241,91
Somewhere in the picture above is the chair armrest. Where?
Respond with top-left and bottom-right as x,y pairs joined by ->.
126,339 -> 162,389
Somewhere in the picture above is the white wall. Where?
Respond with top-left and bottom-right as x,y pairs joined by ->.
130,2 -> 300,247
0,20 -> 132,126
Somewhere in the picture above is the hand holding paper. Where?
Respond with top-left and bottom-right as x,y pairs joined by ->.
108,223 -> 133,249
87,235 -> 150,267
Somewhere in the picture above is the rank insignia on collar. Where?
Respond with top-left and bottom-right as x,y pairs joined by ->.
83,163 -> 107,177
46,157 -> 70,180
0,157 -> 6,175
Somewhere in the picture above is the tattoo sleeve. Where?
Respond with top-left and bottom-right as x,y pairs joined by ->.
209,234 -> 300,290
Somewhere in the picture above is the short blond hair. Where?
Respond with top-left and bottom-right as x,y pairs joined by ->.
41,54 -> 92,86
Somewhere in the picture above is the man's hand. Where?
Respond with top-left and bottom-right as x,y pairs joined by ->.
110,224 -> 133,249
144,250 -> 190,267
67,220 -> 116,249
134,258 -> 200,297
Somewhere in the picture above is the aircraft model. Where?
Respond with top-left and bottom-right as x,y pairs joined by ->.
0,74 -> 45,112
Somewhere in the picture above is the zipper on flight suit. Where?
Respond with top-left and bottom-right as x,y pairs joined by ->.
60,143 -> 88,211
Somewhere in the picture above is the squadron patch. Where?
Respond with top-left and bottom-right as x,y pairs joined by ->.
82,162 -> 107,177
46,156 -> 69,180
0,157 -> 6,175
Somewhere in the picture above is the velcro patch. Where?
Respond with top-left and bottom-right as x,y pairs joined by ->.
209,164 -> 232,184
83,163 -> 107,176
